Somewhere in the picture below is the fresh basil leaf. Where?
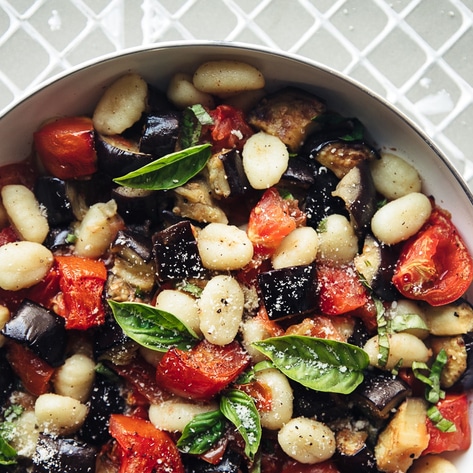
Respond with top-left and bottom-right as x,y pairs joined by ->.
180,105 -> 213,149
220,389 -> 261,461
427,405 -> 457,433
177,410 -> 226,455
0,436 -> 17,466
338,118 -> 364,141
390,313 -> 428,333
113,143 -> 211,190
108,300 -> 199,351
252,335 -> 369,394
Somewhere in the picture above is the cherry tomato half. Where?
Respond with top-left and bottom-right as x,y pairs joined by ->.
423,392 -> 471,455
247,187 -> 306,252
34,116 -> 97,180
156,339 -> 250,400
55,256 -> 107,330
109,414 -> 184,473
317,263 -> 369,315
392,207 -> 473,306
208,104 -> 254,152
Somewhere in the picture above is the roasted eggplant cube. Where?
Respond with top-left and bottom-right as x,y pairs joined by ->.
153,220 -> 207,281
258,264 -> 317,320
32,434 -> 97,473
333,160 -> 377,236
79,373 -> 125,445
95,133 -> 155,178
335,428 -> 378,473
112,186 -> 162,225
139,111 -> 180,157
350,370 -> 411,420
280,155 -> 317,190
1,300 -> 66,367
34,176 -> 74,227
304,166 -> 348,229
214,148 -> 251,197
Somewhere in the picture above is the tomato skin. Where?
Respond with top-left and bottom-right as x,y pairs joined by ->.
208,104 -> 254,152
55,256 -> 107,330
392,207 -> 473,306
422,392 -> 471,455
247,187 -> 306,252
317,264 -> 369,315
109,414 -> 184,473
34,116 -> 97,180
6,342 -> 55,396
0,159 -> 37,189
0,226 -> 19,246
282,460 -> 340,473
156,339 -> 250,400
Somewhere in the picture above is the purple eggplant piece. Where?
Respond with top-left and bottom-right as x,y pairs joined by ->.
350,369 -> 411,420
79,373 -> 125,445
32,434 -> 97,473
95,133 -> 155,178
112,229 -> 153,263
335,430 -> 378,473
93,312 -> 130,360
153,220 -> 207,281
457,331 -> 473,390
139,111 -> 180,157
34,176 -> 74,226
1,300 -> 66,367
218,148 -> 251,196
333,160 -> 377,236
43,227 -> 73,251
304,165 -> 348,229
280,155 -> 317,189
258,264 -> 317,320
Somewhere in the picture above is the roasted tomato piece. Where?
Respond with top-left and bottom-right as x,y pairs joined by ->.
34,116 -> 97,180
423,392 -> 471,455
208,104 -> 254,152
392,207 -> 473,306
317,263 -> 369,316
156,339 -> 250,400
0,226 -> 18,246
109,414 -> 184,473
55,256 -> 107,330
247,187 -> 306,252
6,342 -> 55,396
0,159 -> 37,189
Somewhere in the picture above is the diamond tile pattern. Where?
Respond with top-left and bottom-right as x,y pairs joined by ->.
0,0 -> 472,188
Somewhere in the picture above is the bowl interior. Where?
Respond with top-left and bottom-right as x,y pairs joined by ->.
1,41 -> 472,470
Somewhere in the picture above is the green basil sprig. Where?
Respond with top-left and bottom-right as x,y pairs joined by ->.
180,104 -> 214,149
108,300 -> 199,351
177,410 -> 226,455
220,389 -> 261,461
252,335 -> 369,394
113,143 -> 211,190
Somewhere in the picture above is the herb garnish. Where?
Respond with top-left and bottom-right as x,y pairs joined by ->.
252,335 -> 369,394
180,104 -> 214,149
113,143 -> 211,190
108,300 -> 200,351
0,405 -> 23,466
177,389 -> 261,461
412,349 -> 456,433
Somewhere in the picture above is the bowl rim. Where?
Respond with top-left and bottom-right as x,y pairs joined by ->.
1,39 -> 472,205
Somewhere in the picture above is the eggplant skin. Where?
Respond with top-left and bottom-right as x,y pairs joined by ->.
183,447 -> 244,473
1,299 -> 66,367
139,111 -> 181,157
32,434 -> 97,473
34,177 -> 74,227
152,220 -> 208,281
258,264 -> 318,320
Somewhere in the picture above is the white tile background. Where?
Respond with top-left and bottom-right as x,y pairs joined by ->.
1,0 -> 472,187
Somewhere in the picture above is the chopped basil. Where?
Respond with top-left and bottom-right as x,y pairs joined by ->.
108,300 -> 200,351
375,298 -> 390,367
180,104 -> 213,149
113,143 -> 212,190
0,436 -> 17,466
312,113 -> 365,142
252,335 -> 369,394
220,389 -> 261,461
413,349 -> 457,433
390,313 -> 428,334
0,406 -> 22,466
177,410 -> 226,455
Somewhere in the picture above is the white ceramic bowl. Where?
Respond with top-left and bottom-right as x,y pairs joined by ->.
1,41 -> 472,471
